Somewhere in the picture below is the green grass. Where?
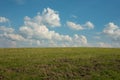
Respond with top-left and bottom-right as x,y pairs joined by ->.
0,47 -> 120,80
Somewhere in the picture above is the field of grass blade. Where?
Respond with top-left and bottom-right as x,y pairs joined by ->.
0,47 -> 120,80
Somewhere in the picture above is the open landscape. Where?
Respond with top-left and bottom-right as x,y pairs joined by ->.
0,48 -> 120,80
0,0 -> 120,80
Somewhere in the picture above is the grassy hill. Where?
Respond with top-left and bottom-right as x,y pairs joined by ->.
0,48 -> 120,80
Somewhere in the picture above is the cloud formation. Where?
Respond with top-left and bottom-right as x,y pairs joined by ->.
102,22 -> 120,47
0,17 -> 9,23
19,9 -> 88,47
42,8 -> 61,27
84,21 -> 94,29
67,21 -> 84,30
0,8 -> 88,47
103,22 -> 120,43
67,21 -> 94,30
23,8 -> 61,28
0,26 -> 24,41
0,26 -> 14,33
1,8 -> 119,48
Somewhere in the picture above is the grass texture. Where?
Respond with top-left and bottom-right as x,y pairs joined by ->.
0,47 -> 120,80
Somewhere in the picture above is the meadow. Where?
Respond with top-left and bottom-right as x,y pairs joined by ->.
0,47 -> 120,80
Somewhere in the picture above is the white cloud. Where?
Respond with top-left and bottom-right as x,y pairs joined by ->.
100,22 -> 120,47
0,26 -> 25,41
73,34 -> 87,45
103,22 -> 120,43
0,26 -> 25,47
84,21 -> 94,29
18,9 -> 88,47
0,17 -> 9,23
0,26 -> 14,33
67,21 -> 84,30
20,8 -> 70,42
42,8 -> 61,27
0,8 -> 89,47
20,16 -> 86,46
23,8 -> 61,28
2,33 -> 25,41
67,21 -> 94,30
103,22 -> 119,35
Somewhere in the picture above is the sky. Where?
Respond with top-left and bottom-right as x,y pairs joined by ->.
0,0 -> 120,48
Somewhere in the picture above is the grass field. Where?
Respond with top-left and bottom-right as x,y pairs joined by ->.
0,47 -> 120,80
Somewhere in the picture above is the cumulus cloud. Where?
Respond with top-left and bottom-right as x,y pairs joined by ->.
2,33 -> 25,41
0,26 -> 25,48
0,26 -> 14,33
67,21 -> 84,30
20,17 -> 68,41
42,8 -> 61,27
19,8 -> 70,43
103,22 -> 119,36
84,21 -> 94,29
73,34 -> 87,45
67,21 -> 94,30
103,22 -> 120,43
23,8 -> 61,28
19,12 -> 87,47
0,17 -> 9,23
100,22 -> 120,47
0,8 -> 88,47
0,26 -> 24,41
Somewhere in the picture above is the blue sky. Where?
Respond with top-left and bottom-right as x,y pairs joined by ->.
0,0 -> 120,47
